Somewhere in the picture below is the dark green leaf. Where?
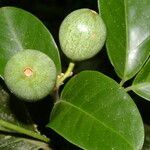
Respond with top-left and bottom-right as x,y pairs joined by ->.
48,71 -> 144,150
0,85 -> 35,131
99,0 -> 150,81
132,58 -> 150,101
0,7 -> 61,78
0,133 -> 51,150
0,85 -> 50,147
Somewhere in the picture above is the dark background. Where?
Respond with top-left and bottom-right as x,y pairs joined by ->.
0,1 -> 149,150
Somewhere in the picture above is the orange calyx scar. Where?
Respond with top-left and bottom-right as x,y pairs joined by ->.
24,67 -> 33,77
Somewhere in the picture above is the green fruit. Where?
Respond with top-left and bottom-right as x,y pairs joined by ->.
59,8 -> 106,61
4,50 -> 56,102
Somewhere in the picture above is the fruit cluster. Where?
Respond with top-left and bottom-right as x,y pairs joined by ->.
4,8 -> 106,102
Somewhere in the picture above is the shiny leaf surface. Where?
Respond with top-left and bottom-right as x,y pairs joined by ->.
132,59 -> 150,101
99,0 -> 150,81
48,71 -> 144,150
0,7 -> 61,78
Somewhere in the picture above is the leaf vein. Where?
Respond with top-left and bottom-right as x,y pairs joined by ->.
58,100 -> 134,149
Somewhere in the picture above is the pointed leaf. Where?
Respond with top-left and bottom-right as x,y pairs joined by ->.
99,0 -> 150,81
132,59 -> 150,101
0,7 -> 61,78
48,71 -> 144,150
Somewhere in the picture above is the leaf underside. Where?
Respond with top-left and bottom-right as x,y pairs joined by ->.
0,133 -> 51,150
0,85 -> 34,131
0,79 -> 51,149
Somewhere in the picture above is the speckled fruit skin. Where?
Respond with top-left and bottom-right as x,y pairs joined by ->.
4,50 -> 56,102
59,8 -> 106,61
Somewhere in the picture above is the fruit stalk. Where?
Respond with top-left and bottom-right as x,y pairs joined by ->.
0,119 -> 50,143
56,62 -> 75,89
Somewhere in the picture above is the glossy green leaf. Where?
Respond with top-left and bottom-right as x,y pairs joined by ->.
131,59 -> 150,101
99,0 -> 150,81
0,133 -> 51,150
0,7 -> 61,78
0,85 -> 35,131
48,71 -> 144,150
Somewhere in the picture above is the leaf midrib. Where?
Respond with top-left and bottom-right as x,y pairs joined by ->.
58,100 -> 134,149
123,0 -> 129,81
132,82 -> 150,90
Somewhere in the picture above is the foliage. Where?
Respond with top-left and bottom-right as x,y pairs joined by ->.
0,1 -> 149,150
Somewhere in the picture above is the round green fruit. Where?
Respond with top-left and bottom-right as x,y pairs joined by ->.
4,50 -> 56,102
59,8 -> 106,61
